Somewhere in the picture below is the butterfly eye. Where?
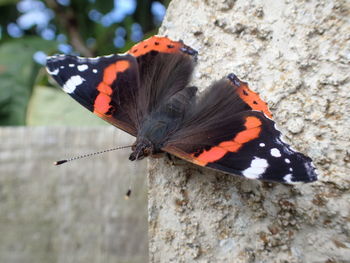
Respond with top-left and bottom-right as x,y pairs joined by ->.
144,147 -> 152,156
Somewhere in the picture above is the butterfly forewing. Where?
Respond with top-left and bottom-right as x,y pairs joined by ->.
46,54 -> 140,135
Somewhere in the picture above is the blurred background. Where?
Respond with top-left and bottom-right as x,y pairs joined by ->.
0,0 -> 169,126
0,1 -> 169,262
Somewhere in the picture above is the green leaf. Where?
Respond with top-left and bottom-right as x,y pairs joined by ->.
0,37 -> 57,125
93,0 -> 114,14
0,0 -> 18,6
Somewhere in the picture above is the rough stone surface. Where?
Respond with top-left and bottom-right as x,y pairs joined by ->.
0,127 -> 148,263
149,0 -> 350,262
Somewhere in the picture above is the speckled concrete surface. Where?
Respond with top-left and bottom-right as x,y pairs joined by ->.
148,0 -> 350,262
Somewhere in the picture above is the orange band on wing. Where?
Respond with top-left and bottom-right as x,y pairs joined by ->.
103,64 -> 116,85
245,116 -> 262,128
128,36 -> 182,57
234,127 -> 261,144
228,75 -> 273,118
94,93 -> 111,114
193,116 -> 262,166
237,82 -> 273,118
97,82 -> 112,95
93,60 -> 130,116
219,141 -> 241,152
194,147 -> 227,165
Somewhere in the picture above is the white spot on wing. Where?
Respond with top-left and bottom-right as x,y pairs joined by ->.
93,69 -> 98,73
46,67 -> 59,75
270,148 -> 281,157
289,168 -> 293,172
62,75 -> 85,94
285,158 -> 291,164
88,56 -> 101,61
283,174 -> 293,183
259,143 -> 265,147
69,64 -> 75,67
289,146 -> 298,152
60,66 -> 64,69
77,64 -> 88,72
304,161 -> 317,177
263,113 -> 273,120
242,157 -> 269,179
279,135 -> 288,144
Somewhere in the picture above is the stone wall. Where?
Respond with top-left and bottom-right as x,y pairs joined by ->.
148,0 -> 350,262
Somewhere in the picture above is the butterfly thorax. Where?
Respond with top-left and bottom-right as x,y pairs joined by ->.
129,112 -> 182,161
129,86 -> 197,161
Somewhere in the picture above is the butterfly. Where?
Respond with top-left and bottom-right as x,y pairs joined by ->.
46,36 -> 317,184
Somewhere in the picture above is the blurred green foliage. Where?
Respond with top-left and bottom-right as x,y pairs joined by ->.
27,85 -> 106,125
0,37 -> 57,125
0,0 -> 18,5
0,0 -> 169,126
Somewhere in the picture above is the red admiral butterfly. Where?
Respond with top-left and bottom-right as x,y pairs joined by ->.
46,36 -> 317,184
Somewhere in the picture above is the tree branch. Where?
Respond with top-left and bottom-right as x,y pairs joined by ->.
45,0 -> 93,57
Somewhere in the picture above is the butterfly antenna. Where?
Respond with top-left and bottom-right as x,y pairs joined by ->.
54,145 -> 133,166
124,173 -> 132,200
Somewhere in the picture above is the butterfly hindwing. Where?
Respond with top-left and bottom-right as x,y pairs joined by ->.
163,74 -> 317,183
128,36 -> 197,115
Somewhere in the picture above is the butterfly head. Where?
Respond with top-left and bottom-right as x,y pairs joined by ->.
129,139 -> 154,161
